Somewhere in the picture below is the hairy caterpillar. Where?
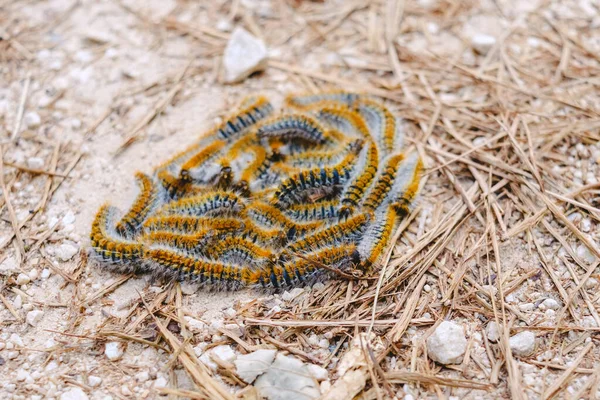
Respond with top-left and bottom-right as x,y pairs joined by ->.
90,91 -> 422,289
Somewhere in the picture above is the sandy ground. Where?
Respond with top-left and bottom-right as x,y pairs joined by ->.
1,0 -> 600,399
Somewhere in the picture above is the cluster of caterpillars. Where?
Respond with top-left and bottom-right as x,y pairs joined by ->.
90,91 -> 423,289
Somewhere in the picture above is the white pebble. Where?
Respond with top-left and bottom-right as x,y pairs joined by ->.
60,387 -> 89,400
577,244 -> 598,264
426,321 -> 467,364
306,364 -> 328,381
471,33 -> 496,54
541,298 -> 560,310
24,112 -> 41,128
180,281 -> 198,295
282,287 -> 305,302
16,368 -> 31,382
56,242 -> 79,261
509,331 -> 536,356
222,27 -> 268,83
28,269 -> 39,281
88,376 -> 102,387
27,157 -> 45,170
13,294 -> 23,310
135,371 -> 150,383
26,310 -> 44,326
10,333 -> 24,347
486,321 -> 500,342
235,349 -> 277,383
16,273 -> 31,285
104,342 -> 124,360
40,268 -> 51,279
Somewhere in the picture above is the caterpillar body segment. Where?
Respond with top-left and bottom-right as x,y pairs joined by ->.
143,215 -> 244,234
356,99 -> 402,156
357,205 -> 398,270
362,153 -> 405,211
286,212 -> 371,254
90,205 -> 144,266
115,173 -> 160,237
387,152 -> 423,215
179,140 -> 227,182
285,91 -> 361,110
159,190 -> 246,217
339,140 -> 379,218
256,114 -> 327,144
285,200 -> 340,222
215,96 -> 274,141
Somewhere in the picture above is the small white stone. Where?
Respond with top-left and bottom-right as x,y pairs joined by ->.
184,317 -> 208,333
27,157 -> 45,170
235,349 -> 277,383
28,269 -> 39,281
10,333 -> 24,347
60,387 -> 89,400
7,351 -> 19,359
426,321 -> 467,364
282,288 -> 305,302
0,256 -> 18,273
24,112 -> 42,128
541,298 -> 560,310
519,303 -> 535,312
121,385 -> 132,396
306,364 -> 328,381
13,294 -> 23,309
62,211 -> 76,226
88,376 -> 102,387
22,303 -> 33,312
16,368 -> 31,381
211,344 -> 236,364
154,375 -> 168,388
509,331 -> 536,356
577,244 -> 598,264
135,371 -> 150,382
56,242 -> 79,261
40,268 -> 51,279
222,27 -> 268,83
26,310 -> 44,326
104,342 -> 124,360
486,321 -> 500,342
471,33 -> 496,54
180,281 -> 198,295
16,273 -> 31,285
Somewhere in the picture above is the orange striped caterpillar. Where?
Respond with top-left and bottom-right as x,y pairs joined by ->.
387,152 -> 423,216
285,91 -> 361,111
285,199 -> 340,222
272,151 -> 358,208
159,190 -> 246,217
339,139 -> 379,218
356,205 -> 398,270
214,96 -> 274,141
90,205 -> 144,267
90,91 -> 423,289
285,212 -> 371,255
143,215 -> 244,234
362,153 -> 405,211
115,173 -> 160,237
356,99 -> 403,156
256,114 -> 327,144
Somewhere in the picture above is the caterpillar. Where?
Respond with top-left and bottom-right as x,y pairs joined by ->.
159,190 -> 246,217
339,140 -> 379,218
356,99 -> 403,156
285,91 -> 361,110
256,114 -> 327,144
362,153 -> 405,211
90,91 -> 423,289
115,173 -> 160,237
90,205 -> 144,266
